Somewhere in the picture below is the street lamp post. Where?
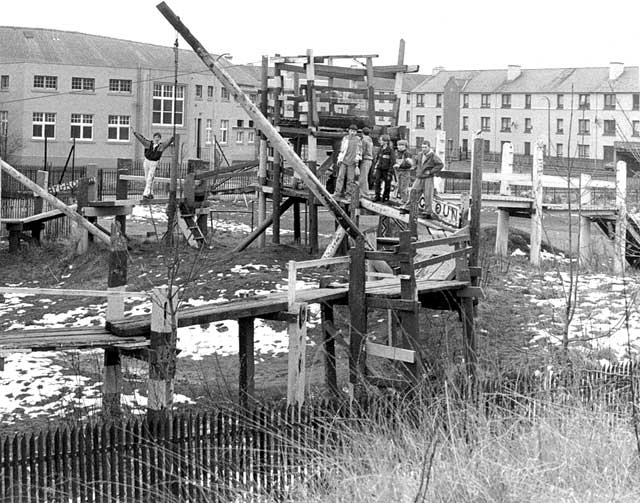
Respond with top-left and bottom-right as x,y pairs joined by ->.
541,96 -> 551,156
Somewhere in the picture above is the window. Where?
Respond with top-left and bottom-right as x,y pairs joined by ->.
524,118 -> 532,133
236,130 -> 244,144
0,75 -> 8,90
481,94 -> 490,108
248,131 -> 255,144
525,94 -> 531,109
71,77 -> 95,92
109,79 -> 132,93
556,118 -> 564,134
107,115 -> 130,141
220,119 -> 229,143
405,110 -> 410,122
416,115 -> 425,129
208,86 -> 214,99
633,121 -> 640,137
416,94 -> 424,107
634,94 -> 640,111
205,119 -> 213,144
578,144 -> 590,158
578,119 -> 590,135
556,94 -> 564,109
579,94 -> 590,110
435,115 -> 442,130
500,117 -> 511,132
32,112 -> 56,139
462,116 -> 469,131
436,94 -> 442,107
237,119 -> 244,128
604,93 -> 616,110
462,94 -> 469,108
195,85 -> 203,98
33,75 -> 57,90
524,142 -> 531,156
406,94 -> 410,105
481,116 -> 490,132
603,146 -> 615,163
70,114 -> 93,140
501,94 -> 511,108
152,84 -> 184,126
483,139 -> 491,153
248,120 -> 254,128
221,87 -> 230,101
602,119 -> 616,136
0,111 -> 7,136
556,143 -> 563,157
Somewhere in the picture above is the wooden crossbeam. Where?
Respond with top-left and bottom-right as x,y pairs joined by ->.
157,2 -> 365,243
366,341 -> 416,363
0,287 -> 148,298
413,247 -> 473,269
413,232 -> 470,250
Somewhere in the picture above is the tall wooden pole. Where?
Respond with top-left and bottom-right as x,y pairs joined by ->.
166,36 -> 180,243
614,160 -> 627,275
272,63 -> 282,245
495,142 -> 513,257
156,2 -> 366,242
257,55 -> 269,249
306,49 -> 319,254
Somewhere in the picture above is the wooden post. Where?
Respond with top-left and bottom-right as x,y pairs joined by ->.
614,160 -> 628,275
349,236 -> 367,400
257,55 -> 269,249
530,138 -> 544,267
366,57 -> 376,127
408,187 -> 419,238
0,159 -> 110,244
116,158 -> 131,236
320,275 -> 339,399
148,286 -> 178,421
469,137 -> 483,268
579,173 -> 592,267
238,317 -> 255,408
32,170 -> 48,244
156,2 -> 366,243
306,49 -> 319,254
434,130 -> 446,194
7,223 -> 22,253
397,230 -> 420,382
495,142 -> 513,257
104,221 -> 127,417
272,63 -> 282,245
391,39 -> 405,127
287,302 -> 308,407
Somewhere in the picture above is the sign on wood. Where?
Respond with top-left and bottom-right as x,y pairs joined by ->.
48,177 -> 96,196
419,195 -> 461,227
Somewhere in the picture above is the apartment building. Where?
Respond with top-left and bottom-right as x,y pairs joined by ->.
0,26 -> 260,169
401,63 -> 640,162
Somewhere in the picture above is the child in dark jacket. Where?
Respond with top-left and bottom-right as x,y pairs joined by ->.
394,139 -> 414,203
373,135 -> 396,202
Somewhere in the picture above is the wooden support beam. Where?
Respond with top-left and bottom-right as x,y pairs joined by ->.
579,173 -> 592,267
156,2 -> 365,243
397,231 -> 420,382
286,302 -> 308,408
321,227 -> 347,258
238,317 -> 255,408
614,160 -> 627,275
232,197 -> 296,252
320,290 -> 339,399
147,286 -> 178,421
307,49 -> 319,254
366,297 -> 419,312
0,158 -> 110,245
0,287 -> 146,298
413,247 -> 472,269
348,236 -> 367,400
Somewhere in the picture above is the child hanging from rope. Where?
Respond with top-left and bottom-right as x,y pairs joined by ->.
133,131 -> 175,200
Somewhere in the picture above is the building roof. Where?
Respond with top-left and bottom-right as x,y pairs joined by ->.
0,26 -> 259,87
411,65 -> 640,94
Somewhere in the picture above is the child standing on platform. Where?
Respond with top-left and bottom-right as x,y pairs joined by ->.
133,131 -> 175,200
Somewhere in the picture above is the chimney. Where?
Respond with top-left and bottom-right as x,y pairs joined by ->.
609,61 -> 624,80
432,66 -> 444,75
507,65 -> 521,81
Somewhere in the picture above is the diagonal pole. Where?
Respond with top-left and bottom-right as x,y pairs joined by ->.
155,2 -> 365,242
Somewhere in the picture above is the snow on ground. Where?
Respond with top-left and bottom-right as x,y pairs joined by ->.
0,278 -> 322,424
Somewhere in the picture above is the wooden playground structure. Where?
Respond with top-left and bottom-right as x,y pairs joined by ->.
0,3 -> 486,416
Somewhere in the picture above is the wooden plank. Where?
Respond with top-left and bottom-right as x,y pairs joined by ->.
366,297 -> 419,311
321,299 -> 338,399
456,286 -> 485,299
349,237 -> 367,400
286,303 -> 307,407
364,250 -> 406,264
0,287 -> 147,298
294,256 -> 350,270
366,341 -> 415,363
413,232 -> 470,250
321,227 -> 347,259
414,246 -> 472,269
238,317 -> 255,407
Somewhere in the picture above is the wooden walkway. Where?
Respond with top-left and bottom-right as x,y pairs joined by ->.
107,278 -> 467,338
0,326 -> 147,351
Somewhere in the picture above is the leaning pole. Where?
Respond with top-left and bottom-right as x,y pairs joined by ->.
155,2 -> 366,242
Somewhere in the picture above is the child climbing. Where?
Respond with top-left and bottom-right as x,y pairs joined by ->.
133,131 -> 175,200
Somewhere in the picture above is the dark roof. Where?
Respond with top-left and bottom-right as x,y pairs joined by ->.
412,66 -> 640,94
0,26 -> 259,87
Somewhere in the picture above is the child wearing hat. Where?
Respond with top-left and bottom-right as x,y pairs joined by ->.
394,139 -> 414,203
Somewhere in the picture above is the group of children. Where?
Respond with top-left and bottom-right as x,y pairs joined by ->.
330,124 -> 444,216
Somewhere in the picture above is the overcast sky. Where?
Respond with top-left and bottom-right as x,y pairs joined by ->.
3,0 -> 638,72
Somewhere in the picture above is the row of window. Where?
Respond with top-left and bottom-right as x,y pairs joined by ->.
215,119 -> 256,145
410,112 -> 638,137
407,91 -> 640,111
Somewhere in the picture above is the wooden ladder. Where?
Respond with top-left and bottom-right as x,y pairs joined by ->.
178,203 -> 207,248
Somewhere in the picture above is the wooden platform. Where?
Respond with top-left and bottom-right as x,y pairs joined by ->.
106,278 -> 468,337
87,198 -> 177,207
0,326 -> 148,351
